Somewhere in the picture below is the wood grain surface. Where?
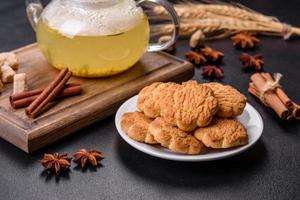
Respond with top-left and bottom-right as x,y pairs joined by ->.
0,44 -> 194,153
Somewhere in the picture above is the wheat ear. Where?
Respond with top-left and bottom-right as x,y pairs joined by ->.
152,2 -> 276,23
152,19 -> 280,37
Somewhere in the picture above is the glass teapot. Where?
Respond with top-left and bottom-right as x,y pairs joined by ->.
25,0 -> 179,77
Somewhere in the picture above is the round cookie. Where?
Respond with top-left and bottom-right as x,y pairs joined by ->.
121,112 -> 157,144
194,118 -> 248,149
204,82 -> 247,118
149,117 -> 206,155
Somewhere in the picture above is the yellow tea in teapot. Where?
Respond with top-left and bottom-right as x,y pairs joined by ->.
27,0 -> 179,77
35,0 -> 150,77
36,17 -> 149,77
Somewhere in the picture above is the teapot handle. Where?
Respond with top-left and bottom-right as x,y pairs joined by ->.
25,0 -> 43,31
137,0 -> 180,52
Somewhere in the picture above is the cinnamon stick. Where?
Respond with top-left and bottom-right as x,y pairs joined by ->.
10,83 -> 80,101
250,73 -> 289,119
292,102 -> 300,120
248,83 -> 260,98
10,88 -> 43,101
10,84 -> 82,109
260,72 -> 293,109
26,68 -> 72,118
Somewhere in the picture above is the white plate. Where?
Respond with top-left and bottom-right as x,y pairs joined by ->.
115,95 -> 264,162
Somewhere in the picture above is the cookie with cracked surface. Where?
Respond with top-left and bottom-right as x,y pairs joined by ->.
204,82 -> 247,118
136,82 -> 161,118
137,81 -> 219,131
137,82 -> 178,118
149,117 -> 206,155
194,118 -> 248,149
164,80 -> 218,131
121,112 -> 157,144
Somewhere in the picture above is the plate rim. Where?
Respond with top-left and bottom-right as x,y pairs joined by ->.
115,95 -> 264,162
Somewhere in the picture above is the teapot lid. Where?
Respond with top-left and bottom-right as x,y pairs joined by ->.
41,0 -> 144,38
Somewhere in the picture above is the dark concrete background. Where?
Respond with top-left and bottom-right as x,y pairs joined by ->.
0,0 -> 299,200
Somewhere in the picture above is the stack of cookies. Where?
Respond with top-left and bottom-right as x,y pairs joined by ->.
121,81 -> 248,155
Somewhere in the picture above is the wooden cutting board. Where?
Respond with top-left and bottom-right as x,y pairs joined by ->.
0,44 -> 194,153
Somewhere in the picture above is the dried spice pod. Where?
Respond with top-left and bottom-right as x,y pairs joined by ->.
240,53 -> 264,71
40,153 -> 72,175
200,47 -> 224,62
185,51 -> 207,65
202,65 -> 224,79
231,32 -> 260,49
73,149 -> 104,168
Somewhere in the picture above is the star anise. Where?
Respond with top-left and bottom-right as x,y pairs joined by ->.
240,53 -> 264,71
200,47 -> 224,62
202,65 -> 224,79
231,32 -> 260,49
73,149 -> 104,168
40,153 -> 72,175
185,50 -> 207,65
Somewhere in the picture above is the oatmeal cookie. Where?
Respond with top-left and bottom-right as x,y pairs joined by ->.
121,112 -> 157,144
149,117 -> 206,155
194,118 -> 248,149
204,82 -> 247,118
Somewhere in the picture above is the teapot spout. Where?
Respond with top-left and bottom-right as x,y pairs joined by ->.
26,0 -> 43,31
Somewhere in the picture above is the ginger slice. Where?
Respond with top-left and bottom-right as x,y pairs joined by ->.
13,73 -> 28,94
0,52 -> 18,70
1,65 -> 16,83
0,54 -> 5,66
